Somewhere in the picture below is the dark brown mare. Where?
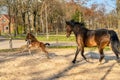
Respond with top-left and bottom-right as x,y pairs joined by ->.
66,20 -> 120,63
25,33 -> 50,58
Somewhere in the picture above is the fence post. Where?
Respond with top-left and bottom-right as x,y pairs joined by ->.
9,35 -> 13,49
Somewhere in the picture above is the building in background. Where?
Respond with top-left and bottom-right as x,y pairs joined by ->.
0,14 -> 14,34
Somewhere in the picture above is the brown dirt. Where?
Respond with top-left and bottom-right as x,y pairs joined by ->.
0,48 -> 120,80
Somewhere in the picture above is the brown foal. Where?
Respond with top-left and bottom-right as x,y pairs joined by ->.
25,33 -> 50,58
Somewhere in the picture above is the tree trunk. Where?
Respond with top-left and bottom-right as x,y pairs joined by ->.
27,11 -> 31,33
45,4 -> 49,39
117,0 -> 120,37
33,11 -> 37,33
41,16 -> 45,33
8,2 -> 13,49
8,7 -> 11,34
22,13 -> 26,34
14,9 -> 19,36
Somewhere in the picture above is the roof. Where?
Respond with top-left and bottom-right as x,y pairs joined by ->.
0,14 -> 14,23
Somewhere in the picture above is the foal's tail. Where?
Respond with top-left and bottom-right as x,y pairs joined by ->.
45,43 -> 50,46
109,30 -> 120,54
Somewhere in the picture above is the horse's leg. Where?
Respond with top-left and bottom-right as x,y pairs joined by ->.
114,52 -> 119,60
110,43 -> 119,60
41,47 -> 50,59
72,47 -> 80,63
98,37 -> 110,63
28,47 -> 32,55
80,48 -> 88,62
98,48 -> 104,63
21,48 -> 26,54
28,45 -> 32,55
111,46 -> 120,62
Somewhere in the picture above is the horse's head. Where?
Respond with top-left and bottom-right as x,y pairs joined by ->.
65,20 -> 75,37
25,33 -> 36,41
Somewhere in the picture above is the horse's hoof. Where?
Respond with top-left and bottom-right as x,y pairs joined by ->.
98,62 -> 104,65
86,59 -> 93,63
98,63 -> 102,65
72,60 -> 76,64
85,59 -> 89,62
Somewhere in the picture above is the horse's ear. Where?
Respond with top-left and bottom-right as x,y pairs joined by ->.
65,20 -> 74,27
69,19 -> 76,27
70,19 -> 75,23
66,21 -> 69,25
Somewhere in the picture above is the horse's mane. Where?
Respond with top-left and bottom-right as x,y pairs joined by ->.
74,22 -> 85,27
66,20 -> 85,27
70,20 -> 86,29
69,20 -> 90,35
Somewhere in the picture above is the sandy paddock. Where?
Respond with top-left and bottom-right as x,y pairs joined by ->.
0,48 -> 120,80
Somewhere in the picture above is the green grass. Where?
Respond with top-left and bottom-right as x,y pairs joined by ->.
11,34 -> 26,39
37,35 -> 75,41
3,34 -> 75,42
13,34 -> 75,41
0,48 -> 20,52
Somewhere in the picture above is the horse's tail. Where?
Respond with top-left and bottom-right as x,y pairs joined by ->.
45,43 -> 50,46
109,30 -> 120,54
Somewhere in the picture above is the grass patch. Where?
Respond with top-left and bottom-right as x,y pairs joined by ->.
37,35 -> 75,41
0,48 -> 20,52
6,34 -> 75,42
14,36 -> 25,39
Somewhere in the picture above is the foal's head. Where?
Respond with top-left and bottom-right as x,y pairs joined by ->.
25,33 -> 37,41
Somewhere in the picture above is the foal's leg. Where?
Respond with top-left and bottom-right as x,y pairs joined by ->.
28,45 -> 32,55
41,47 -> 50,59
21,47 -> 26,54
72,47 -> 80,63
28,47 -> 32,55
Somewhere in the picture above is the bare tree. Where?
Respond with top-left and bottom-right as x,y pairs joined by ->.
5,0 -> 14,49
12,0 -> 20,36
116,0 -> 120,37
19,0 -> 29,34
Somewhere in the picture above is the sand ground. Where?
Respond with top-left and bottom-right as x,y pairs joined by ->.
0,48 -> 120,80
